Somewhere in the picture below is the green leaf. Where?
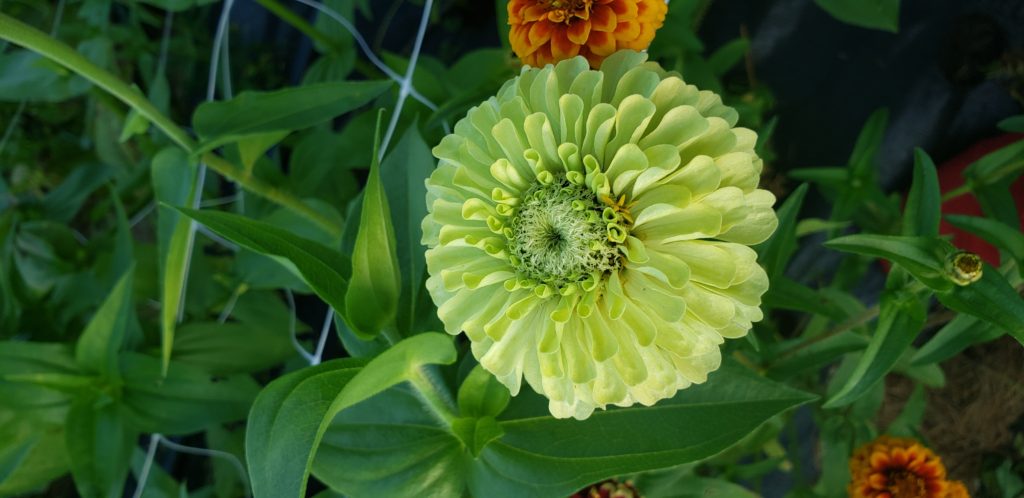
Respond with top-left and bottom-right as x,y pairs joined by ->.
762,276 -> 847,320
313,363 -> 814,498
381,125 -> 436,336
457,365 -> 510,418
936,265 -> 1024,345
451,416 -> 504,458
945,215 -> 1024,266
74,266 -> 134,380
0,411 -> 68,496
814,0 -> 900,32
886,384 -> 926,437
246,358 -> 367,498
65,397 -> 136,498
706,38 -> 750,76
118,107 -> 150,142
766,330 -> 869,380
41,163 -> 113,223
172,321 -> 296,375
152,147 -> 200,374
824,234 -> 955,291
344,112 -> 401,339
120,353 -> 260,435
176,207 -> 350,315
912,314 -> 1003,365
247,333 -> 456,498
964,138 -> 1024,188
903,149 -> 940,237
824,285 -> 927,408
998,115 -> 1024,132
755,183 -> 808,280
236,131 -> 290,174
192,80 -> 390,151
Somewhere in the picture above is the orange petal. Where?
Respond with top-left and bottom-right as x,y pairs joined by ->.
550,26 -> 581,60
590,5 -> 618,32
529,21 -> 554,49
614,20 -> 641,41
567,19 -> 592,44
610,0 -> 638,20
869,452 -> 890,470
585,30 -> 617,56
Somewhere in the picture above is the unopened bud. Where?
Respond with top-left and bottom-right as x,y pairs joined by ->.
945,251 -> 983,286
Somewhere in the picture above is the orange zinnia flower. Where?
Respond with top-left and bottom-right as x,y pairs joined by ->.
848,436 -> 970,498
508,0 -> 668,68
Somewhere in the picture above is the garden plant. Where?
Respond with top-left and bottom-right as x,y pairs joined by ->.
1,0 -> 1023,497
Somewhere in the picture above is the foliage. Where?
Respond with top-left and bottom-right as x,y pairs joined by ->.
0,1 -> 1021,497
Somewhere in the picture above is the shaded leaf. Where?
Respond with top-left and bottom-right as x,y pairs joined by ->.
814,0 -> 900,32
903,148 -> 940,237
65,398 -> 136,498
74,266 -> 134,380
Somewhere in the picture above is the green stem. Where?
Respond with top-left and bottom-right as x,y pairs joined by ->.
408,366 -> 458,425
0,12 -> 341,237
940,184 -> 972,203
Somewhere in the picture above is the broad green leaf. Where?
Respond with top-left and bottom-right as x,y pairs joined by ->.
65,397 -> 136,498
247,333 -> 456,498
824,284 -> 927,408
912,314 -> 1003,365
192,80 -> 390,151
814,0 -> 900,32
457,365 -> 510,418
344,113 -> 401,339
380,126 -> 435,336
246,358 -> 367,498
171,321 -> 296,375
314,363 -> 814,498
945,215 -> 1024,267
0,49 -> 91,102
0,342 -> 85,414
176,207 -> 350,315
936,265 -> 1024,345
74,266 -> 134,380
825,234 -> 954,291
120,353 -> 259,435
755,183 -> 808,280
902,149 -> 940,237
153,147 -> 200,374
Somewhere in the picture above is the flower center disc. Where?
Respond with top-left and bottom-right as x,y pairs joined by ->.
507,177 -> 621,287
543,0 -> 592,23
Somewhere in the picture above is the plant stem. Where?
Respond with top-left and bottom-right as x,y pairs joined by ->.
409,366 -> 458,425
0,12 -> 341,237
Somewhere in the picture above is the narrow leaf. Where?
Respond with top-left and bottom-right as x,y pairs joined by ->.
937,265 -> 1024,344
824,287 -> 927,408
912,314 -> 1003,365
192,80 -> 390,148
176,207 -> 350,314
152,147 -> 199,374
756,183 -> 808,280
903,148 -> 940,237
74,265 -> 134,380
945,214 -> 1024,266
65,397 -> 136,498
825,234 -> 954,291
814,0 -> 900,32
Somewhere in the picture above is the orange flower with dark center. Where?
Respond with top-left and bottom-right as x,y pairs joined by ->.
848,436 -> 951,498
508,0 -> 668,68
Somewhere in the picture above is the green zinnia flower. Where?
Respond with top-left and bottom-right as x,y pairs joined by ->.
422,50 -> 778,419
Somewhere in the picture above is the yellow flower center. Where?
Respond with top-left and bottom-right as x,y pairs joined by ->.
542,0 -> 593,23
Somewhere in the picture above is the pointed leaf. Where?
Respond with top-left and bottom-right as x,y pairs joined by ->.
936,264 -> 1024,344
74,265 -> 134,380
246,333 -> 456,498
175,207 -> 350,314
903,148 -> 940,237
814,0 -> 900,32
65,397 -> 136,498
192,80 -> 391,150
945,214 -> 1024,266
152,147 -> 200,373
824,286 -> 927,408
825,234 -> 955,291
457,365 -> 510,418
912,314 -> 1003,365
755,183 -> 808,280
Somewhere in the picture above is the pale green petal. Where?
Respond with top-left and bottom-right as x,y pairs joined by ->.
423,52 -> 778,420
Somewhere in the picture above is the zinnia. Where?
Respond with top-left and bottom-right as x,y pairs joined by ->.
422,51 -> 777,419
847,435 -> 970,498
508,0 -> 669,68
